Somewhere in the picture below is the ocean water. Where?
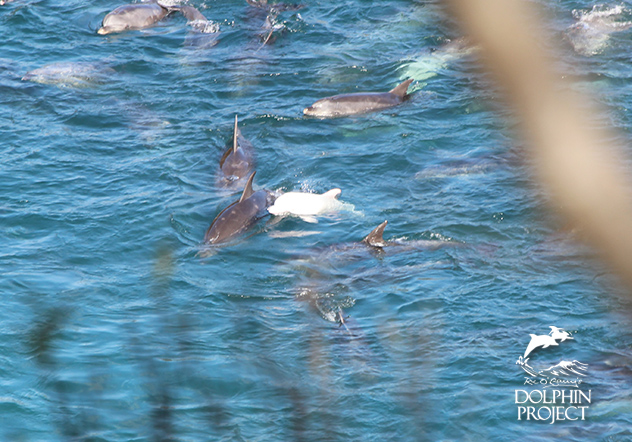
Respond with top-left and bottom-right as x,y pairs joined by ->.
1,0 -> 632,441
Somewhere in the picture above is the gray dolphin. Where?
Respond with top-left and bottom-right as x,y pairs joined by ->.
204,171 -> 275,245
98,2 -> 172,35
303,78 -> 414,118
218,115 -> 255,185
361,220 -> 454,252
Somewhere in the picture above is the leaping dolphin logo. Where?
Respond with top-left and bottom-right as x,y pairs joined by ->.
516,325 -> 585,379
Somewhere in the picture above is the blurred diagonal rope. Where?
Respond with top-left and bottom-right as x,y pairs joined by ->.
446,0 -> 632,291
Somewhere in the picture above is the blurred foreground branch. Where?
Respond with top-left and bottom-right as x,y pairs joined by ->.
446,0 -> 632,290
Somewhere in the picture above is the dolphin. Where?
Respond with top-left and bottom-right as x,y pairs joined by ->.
267,188 -> 343,223
524,334 -> 559,359
22,61 -> 116,87
204,172 -> 275,245
303,79 -> 414,118
549,326 -> 574,342
218,115 -> 255,185
360,220 -> 458,252
98,2 -> 173,35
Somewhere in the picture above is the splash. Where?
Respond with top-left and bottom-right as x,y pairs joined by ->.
566,4 -> 632,56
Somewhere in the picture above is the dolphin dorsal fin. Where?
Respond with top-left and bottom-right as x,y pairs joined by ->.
240,171 -> 256,203
322,188 -> 341,199
233,115 -> 239,154
363,220 -> 388,247
389,79 -> 414,98
179,5 -> 207,21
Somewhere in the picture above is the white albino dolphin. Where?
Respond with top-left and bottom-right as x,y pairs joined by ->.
523,334 -> 559,359
267,188 -> 343,223
549,326 -> 573,342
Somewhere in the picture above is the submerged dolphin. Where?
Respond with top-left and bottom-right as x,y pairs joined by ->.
98,2 -> 172,35
267,188 -> 343,223
303,78 -> 414,118
219,115 -> 255,185
22,61 -> 116,87
204,172 -> 275,245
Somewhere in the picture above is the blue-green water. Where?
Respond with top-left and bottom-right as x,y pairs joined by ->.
2,1 -> 632,440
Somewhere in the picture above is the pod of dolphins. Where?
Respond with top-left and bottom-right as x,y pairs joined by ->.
205,78 -> 414,246
8,0 -> 431,328
96,1 -> 417,249
6,0 -> 421,252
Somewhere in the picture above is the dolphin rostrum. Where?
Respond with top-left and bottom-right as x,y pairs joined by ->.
204,171 -> 274,245
303,79 -> 414,118
219,115 -> 255,185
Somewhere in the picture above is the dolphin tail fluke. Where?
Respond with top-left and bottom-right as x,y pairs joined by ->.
233,115 -> 239,154
363,220 -> 388,248
389,78 -> 414,98
240,171 -> 256,202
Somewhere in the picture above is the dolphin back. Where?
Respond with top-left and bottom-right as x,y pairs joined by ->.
204,189 -> 273,244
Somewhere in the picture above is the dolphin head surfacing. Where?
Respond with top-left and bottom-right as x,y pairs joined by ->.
98,3 -> 170,35
303,79 -> 414,118
204,171 -> 274,245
